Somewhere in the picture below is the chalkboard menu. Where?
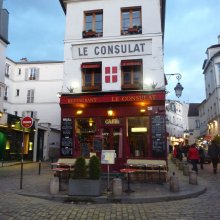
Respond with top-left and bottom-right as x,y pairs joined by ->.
151,115 -> 166,157
60,117 -> 73,157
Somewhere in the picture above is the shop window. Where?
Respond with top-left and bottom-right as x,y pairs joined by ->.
83,10 -> 103,38
128,117 -> 149,157
75,118 -> 97,157
25,67 -> 39,80
121,7 -> 142,35
81,63 -> 102,92
27,89 -> 34,103
121,60 -> 143,90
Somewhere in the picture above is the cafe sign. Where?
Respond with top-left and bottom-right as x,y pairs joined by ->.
71,39 -> 152,59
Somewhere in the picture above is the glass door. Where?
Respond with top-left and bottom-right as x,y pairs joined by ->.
101,127 -> 123,158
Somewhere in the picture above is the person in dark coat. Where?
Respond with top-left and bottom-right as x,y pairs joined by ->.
208,140 -> 220,174
198,146 -> 205,169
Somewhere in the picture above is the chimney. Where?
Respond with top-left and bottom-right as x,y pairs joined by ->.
20,58 -> 28,62
218,35 -> 220,44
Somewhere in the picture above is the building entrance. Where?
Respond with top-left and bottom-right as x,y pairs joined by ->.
101,126 -> 123,159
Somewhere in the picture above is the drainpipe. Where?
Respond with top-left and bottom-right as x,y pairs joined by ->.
33,119 -> 39,162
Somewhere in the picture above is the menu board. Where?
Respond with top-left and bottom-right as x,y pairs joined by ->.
60,117 -> 73,157
151,115 -> 166,157
101,150 -> 116,164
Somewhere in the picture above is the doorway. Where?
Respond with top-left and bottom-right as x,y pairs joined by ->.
101,126 -> 123,159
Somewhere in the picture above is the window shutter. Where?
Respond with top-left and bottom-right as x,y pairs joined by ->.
31,90 -> 35,103
25,68 -> 29,80
33,111 -> 37,119
35,68 -> 40,80
22,111 -> 26,117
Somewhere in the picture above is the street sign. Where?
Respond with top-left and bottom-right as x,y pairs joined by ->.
21,116 -> 33,128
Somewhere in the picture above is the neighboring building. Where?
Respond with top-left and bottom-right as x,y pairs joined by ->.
187,103 -> 200,145
59,0 -> 166,171
2,58 -> 64,161
199,36 -> 220,140
0,0 -> 9,111
166,100 -> 188,147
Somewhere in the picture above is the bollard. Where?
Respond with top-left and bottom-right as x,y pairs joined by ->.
183,163 -> 189,176
50,177 -> 59,194
112,177 -> 123,196
178,162 -> 184,170
189,171 -> 197,185
170,172 -> 179,192
38,160 -> 41,175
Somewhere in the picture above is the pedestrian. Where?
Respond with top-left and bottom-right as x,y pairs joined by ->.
208,139 -> 220,174
198,145 -> 205,169
188,143 -> 200,174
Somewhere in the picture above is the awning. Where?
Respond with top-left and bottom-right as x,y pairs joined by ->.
81,63 -> 101,69
121,60 -> 142,67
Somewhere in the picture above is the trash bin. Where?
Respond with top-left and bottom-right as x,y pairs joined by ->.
112,177 -> 122,196
50,177 -> 59,194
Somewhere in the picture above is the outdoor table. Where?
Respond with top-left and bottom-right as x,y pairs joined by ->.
120,168 -> 137,193
51,167 -> 70,191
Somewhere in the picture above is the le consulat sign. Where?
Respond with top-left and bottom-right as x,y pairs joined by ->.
71,39 -> 152,59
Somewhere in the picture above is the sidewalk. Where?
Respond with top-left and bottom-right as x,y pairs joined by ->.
0,158 -> 207,204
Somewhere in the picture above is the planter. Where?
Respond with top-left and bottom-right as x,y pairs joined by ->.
68,178 -> 101,196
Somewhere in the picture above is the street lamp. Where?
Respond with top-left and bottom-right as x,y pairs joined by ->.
165,73 -> 184,98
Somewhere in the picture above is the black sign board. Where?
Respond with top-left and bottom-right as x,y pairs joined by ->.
60,117 -> 73,157
151,115 -> 166,157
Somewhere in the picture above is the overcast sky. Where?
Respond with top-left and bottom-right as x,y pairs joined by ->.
4,0 -> 220,103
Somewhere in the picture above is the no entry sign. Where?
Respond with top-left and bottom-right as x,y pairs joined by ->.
21,116 -> 33,128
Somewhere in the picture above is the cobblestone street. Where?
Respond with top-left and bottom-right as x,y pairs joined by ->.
0,162 -> 219,219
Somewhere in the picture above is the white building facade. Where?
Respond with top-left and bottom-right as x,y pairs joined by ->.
199,36 -> 220,140
59,0 -> 166,171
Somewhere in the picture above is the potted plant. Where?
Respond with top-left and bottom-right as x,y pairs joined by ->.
68,156 -> 102,196
82,29 -> 97,38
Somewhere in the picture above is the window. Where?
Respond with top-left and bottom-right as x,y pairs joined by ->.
5,63 -> 10,77
121,7 -> 142,35
16,89 -> 20,96
18,68 -> 21,75
81,63 -> 102,92
25,67 -> 39,80
4,87 -> 8,100
83,10 -> 103,38
121,60 -> 143,90
22,111 -> 37,118
27,89 -> 34,103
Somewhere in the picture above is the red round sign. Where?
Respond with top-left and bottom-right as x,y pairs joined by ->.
21,116 -> 33,128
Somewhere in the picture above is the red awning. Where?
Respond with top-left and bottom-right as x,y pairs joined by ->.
81,63 -> 101,69
121,60 -> 142,67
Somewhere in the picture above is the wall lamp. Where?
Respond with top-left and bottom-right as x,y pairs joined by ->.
165,73 -> 184,98
0,111 -> 3,118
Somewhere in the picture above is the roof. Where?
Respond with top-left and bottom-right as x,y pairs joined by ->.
188,103 -> 200,117
6,57 -> 63,64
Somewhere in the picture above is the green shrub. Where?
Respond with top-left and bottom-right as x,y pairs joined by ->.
89,155 -> 101,179
72,157 -> 87,179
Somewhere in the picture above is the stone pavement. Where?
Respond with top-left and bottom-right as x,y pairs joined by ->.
0,158 -> 207,204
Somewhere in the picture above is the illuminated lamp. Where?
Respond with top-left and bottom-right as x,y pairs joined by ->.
76,110 -> 83,115
107,109 -> 114,116
131,127 -> 147,132
0,111 -> 3,118
29,142 -> 33,151
140,109 -> 146,113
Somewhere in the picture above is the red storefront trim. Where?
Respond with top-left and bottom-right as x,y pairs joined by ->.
121,60 -> 142,66
60,91 -> 165,105
81,63 -> 101,69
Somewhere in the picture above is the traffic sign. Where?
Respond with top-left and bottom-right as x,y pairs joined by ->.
21,116 -> 33,128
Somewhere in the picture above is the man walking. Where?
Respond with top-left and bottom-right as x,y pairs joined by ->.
208,139 -> 220,174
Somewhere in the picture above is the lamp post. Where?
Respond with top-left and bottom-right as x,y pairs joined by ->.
165,73 -> 184,98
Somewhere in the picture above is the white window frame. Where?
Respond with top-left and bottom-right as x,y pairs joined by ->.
27,89 -> 34,103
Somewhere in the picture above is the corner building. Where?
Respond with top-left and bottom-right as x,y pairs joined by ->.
59,0 -> 166,171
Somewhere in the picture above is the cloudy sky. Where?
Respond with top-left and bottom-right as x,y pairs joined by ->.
4,0 -> 220,103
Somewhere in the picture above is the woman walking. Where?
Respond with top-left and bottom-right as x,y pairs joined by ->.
188,143 -> 200,174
